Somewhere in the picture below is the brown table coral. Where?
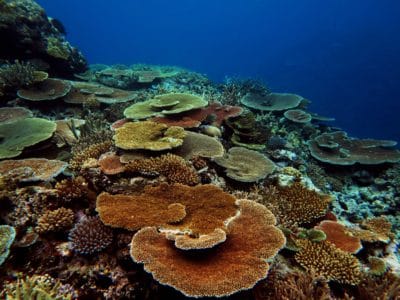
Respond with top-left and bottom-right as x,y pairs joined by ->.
130,200 -> 286,298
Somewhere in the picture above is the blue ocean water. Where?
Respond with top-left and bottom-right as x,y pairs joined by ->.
37,0 -> 400,142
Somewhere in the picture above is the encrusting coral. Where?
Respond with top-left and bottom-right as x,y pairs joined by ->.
36,207 -> 75,234
130,200 -> 285,298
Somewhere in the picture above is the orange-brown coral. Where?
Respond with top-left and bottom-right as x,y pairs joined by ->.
98,152 -> 125,175
130,200 -> 286,298
69,140 -> 113,172
55,176 -> 89,203
36,207 -> 74,234
125,153 -> 199,185
315,220 -> 362,254
295,239 -> 362,285
347,217 -> 393,243
264,182 -> 332,227
96,184 -> 238,238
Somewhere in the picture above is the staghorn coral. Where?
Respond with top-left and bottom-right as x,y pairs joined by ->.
130,200 -> 286,298
36,207 -> 74,234
263,181 -> 332,227
68,216 -> 113,255
2,273 -> 74,300
113,121 -> 186,151
125,153 -> 199,185
295,239 -> 363,285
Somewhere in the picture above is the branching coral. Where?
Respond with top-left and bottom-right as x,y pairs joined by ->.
294,239 -> 362,285
36,207 -> 74,234
55,176 -> 89,203
263,181 -> 332,227
125,153 -> 199,185
68,216 -> 113,255
69,140 -> 113,172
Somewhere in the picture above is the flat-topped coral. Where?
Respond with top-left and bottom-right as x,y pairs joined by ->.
130,200 -> 286,298
0,117 -> 57,159
0,158 -> 67,182
124,93 -> 207,119
0,107 -> 32,124
125,153 -> 200,185
315,220 -> 362,254
96,184 -> 238,238
295,240 -> 362,285
17,78 -> 71,101
113,121 -> 186,151
214,147 -> 276,182
54,118 -> 86,147
284,109 -> 312,123
174,131 -> 225,159
308,131 -> 400,165
241,92 -> 304,111
0,225 -> 16,266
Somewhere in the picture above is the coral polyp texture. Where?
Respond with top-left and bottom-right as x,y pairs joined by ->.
36,208 -> 75,234
68,216 -> 113,255
113,121 -> 186,150
130,200 -> 286,298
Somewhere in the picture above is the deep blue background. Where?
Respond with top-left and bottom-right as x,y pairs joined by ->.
37,0 -> 400,142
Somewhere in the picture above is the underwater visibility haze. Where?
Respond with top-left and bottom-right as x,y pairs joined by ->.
1,0 -> 400,299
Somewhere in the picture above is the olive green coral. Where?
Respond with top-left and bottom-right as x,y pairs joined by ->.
0,225 -> 16,266
0,117 -> 57,159
113,121 -> 186,151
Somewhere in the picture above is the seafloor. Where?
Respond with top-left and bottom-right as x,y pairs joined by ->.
1,1 -> 400,299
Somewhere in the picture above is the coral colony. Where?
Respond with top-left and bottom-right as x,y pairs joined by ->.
1,0 -> 400,299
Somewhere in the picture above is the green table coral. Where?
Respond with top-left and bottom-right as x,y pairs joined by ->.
124,93 -> 207,119
0,225 -> 16,266
0,117 -> 56,159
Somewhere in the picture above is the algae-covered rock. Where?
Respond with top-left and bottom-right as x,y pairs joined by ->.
0,117 -> 57,159
0,225 -> 16,266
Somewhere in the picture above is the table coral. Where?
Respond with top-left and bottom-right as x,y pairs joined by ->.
113,121 -> 186,151
0,158 -> 67,182
96,184 -> 238,239
174,131 -> 225,159
130,200 -> 286,298
241,92 -> 304,111
17,78 -> 71,101
214,147 -> 276,182
0,117 -> 57,159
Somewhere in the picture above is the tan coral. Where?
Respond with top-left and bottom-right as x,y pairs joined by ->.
125,153 -> 199,185
174,131 -> 225,159
130,200 -> 286,298
295,239 -> 362,285
36,207 -> 74,234
69,140 -> 113,172
113,121 -> 186,151
265,181 -> 332,227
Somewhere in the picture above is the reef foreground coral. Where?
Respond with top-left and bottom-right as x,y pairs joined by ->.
0,2 -> 400,299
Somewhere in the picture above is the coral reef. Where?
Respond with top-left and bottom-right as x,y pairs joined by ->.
36,207 -> 75,234
0,225 -> 15,266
